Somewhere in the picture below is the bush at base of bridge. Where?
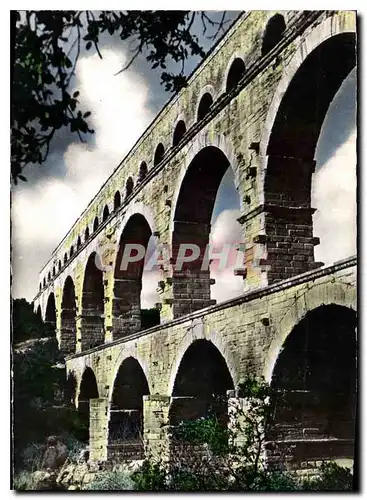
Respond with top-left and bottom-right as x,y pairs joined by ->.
130,458 -> 353,492
131,376 -> 354,492
302,462 -> 354,491
86,471 -> 136,491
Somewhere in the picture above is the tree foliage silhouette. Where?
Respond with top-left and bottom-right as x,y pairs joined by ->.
11,10 -> 229,183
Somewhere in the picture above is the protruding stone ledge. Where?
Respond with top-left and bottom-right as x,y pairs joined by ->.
66,255 -> 356,360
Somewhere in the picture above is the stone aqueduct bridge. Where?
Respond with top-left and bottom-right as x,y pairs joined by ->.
33,11 -> 357,466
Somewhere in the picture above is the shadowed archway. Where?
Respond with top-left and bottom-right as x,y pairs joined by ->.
197,92 -> 213,121
45,292 -> 56,337
262,14 -> 286,56
60,277 -> 77,355
108,357 -> 149,459
78,367 -> 99,443
154,143 -> 165,167
170,339 -> 234,427
262,32 -> 356,284
266,305 -> 357,469
226,58 -> 246,92
112,214 -> 153,340
81,253 -> 105,351
171,146 -> 235,317
138,162 -> 148,182
172,120 -> 186,147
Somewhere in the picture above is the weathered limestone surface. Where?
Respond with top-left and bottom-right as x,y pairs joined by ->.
32,10 -> 357,468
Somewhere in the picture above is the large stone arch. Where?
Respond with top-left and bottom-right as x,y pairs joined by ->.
45,292 -> 56,324
77,366 -> 100,443
167,319 -> 238,396
44,292 -> 57,338
252,18 -> 356,287
168,325 -> 235,427
115,202 -> 158,246
108,347 -> 150,402
170,132 -> 241,237
263,279 -> 357,383
264,300 -> 357,469
169,135 -> 242,317
80,252 -> 105,351
111,211 -> 156,340
107,355 -> 150,458
60,275 -> 77,355
260,17 -> 356,156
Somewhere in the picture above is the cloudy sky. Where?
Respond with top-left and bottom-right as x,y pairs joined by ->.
11,13 -> 356,308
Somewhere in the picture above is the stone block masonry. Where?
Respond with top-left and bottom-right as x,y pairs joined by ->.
32,10 -> 357,472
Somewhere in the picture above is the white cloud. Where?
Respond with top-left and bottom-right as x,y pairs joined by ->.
210,208 -> 242,246
12,48 -> 154,300
210,209 -> 244,303
312,130 -> 357,266
141,270 -> 161,310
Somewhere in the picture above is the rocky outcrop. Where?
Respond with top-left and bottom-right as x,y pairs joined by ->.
56,458 -> 144,490
41,436 -> 68,470
31,470 -> 58,490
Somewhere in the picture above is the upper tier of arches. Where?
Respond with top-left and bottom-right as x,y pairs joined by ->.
37,12 -> 355,296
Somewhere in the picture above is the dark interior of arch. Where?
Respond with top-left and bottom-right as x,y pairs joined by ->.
226,58 -> 246,92
138,162 -> 148,182
45,293 -> 56,336
262,33 -> 356,285
77,236 -> 81,248
60,277 -> 77,355
172,120 -> 187,147
170,340 -> 234,426
47,272 -> 51,282
113,214 -> 152,340
85,227 -> 90,241
261,13 -> 286,56
80,367 -> 99,400
70,246 -> 74,257
126,177 -> 134,198
174,146 -> 230,224
172,146 -> 231,317
197,92 -> 213,121
81,253 -> 105,350
154,143 -> 165,166
109,357 -> 150,443
114,190 -> 121,210
58,260 -> 62,272
103,205 -> 109,222
268,305 -> 357,466
79,367 -> 99,442
267,33 -> 356,160
93,217 -> 99,232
